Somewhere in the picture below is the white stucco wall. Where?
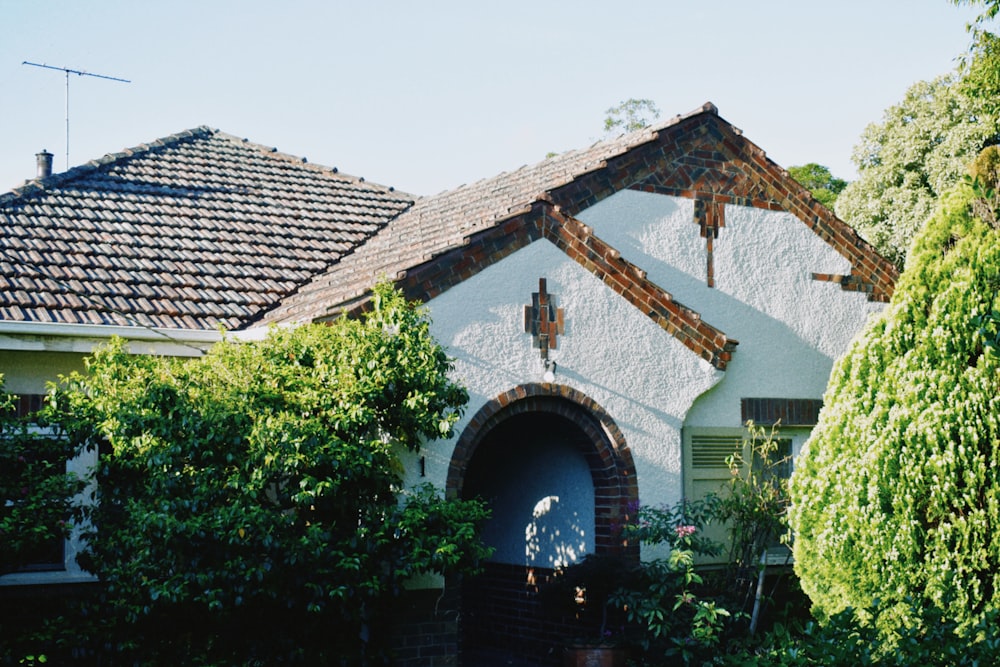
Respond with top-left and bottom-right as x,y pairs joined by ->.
407,189 -> 885,567
407,237 -> 723,565
576,190 -> 884,428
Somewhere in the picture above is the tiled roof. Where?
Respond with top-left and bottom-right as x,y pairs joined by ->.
0,127 -> 414,330
267,101 -> 897,325
263,106 -> 679,325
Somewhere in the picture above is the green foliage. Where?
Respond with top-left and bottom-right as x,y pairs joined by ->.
966,144 -> 1000,226
951,0 -> 1000,24
604,98 -> 660,134
714,422 -> 791,631
834,74 -> 999,267
787,164 -> 847,209
790,173 -> 1000,639
611,500 -> 733,666
55,284 -> 491,665
0,378 -> 85,575
959,30 -> 1000,119
723,605 -> 1000,666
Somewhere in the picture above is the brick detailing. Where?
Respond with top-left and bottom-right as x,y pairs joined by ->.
741,397 -> 824,426
386,113 -> 898,369
389,202 -> 736,371
694,199 -> 725,288
274,105 -> 896,326
524,278 -> 565,358
546,113 -> 898,302
541,207 -> 737,370
450,386 -> 640,666
460,562 -> 573,667
447,384 -> 638,556
390,586 -> 461,667
395,203 -> 547,304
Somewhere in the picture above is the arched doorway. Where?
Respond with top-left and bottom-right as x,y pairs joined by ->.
447,384 -> 637,665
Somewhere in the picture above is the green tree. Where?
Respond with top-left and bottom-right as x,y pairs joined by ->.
0,378 -> 85,575
953,1 -> 1000,121
787,164 -> 848,209
604,98 -> 661,134
62,284 -> 491,665
790,152 -> 1000,639
834,74 -> 998,268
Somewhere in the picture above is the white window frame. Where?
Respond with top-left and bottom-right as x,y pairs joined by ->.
682,426 -> 809,566
0,431 -> 98,587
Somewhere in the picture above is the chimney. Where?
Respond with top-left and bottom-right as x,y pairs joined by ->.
36,150 -> 53,179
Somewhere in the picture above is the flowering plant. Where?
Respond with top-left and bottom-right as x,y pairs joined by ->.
611,499 -> 734,665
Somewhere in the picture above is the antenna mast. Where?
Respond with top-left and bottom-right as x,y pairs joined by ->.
22,61 -> 131,171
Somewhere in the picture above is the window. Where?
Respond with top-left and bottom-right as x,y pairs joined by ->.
682,426 -> 805,566
0,393 -> 96,586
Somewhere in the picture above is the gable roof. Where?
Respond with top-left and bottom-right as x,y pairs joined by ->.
264,103 -> 898,369
0,127 -> 414,330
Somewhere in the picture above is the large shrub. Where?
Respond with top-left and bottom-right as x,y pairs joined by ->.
60,284 -> 491,665
790,165 -> 1000,636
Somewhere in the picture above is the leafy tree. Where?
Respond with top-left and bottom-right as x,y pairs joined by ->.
790,151 -> 1000,639
0,378 -> 85,575
787,164 -> 847,209
834,74 -> 999,267
604,98 -> 660,135
951,0 -> 1000,129
951,0 -> 1000,23
60,284 -> 491,665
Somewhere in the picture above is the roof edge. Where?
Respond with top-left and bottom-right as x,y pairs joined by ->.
0,126 -> 217,206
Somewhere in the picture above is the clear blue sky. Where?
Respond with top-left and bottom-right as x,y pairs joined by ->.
0,1 -> 983,196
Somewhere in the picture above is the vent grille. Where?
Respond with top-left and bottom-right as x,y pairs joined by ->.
691,435 -> 742,469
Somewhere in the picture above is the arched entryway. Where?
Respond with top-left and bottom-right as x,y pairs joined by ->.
447,384 -> 637,665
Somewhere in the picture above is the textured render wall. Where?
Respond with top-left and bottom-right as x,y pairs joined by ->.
577,190 -> 884,428
406,239 -> 722,566
0,350 -> 87,394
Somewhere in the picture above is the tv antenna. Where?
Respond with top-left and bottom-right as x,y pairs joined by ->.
22,61 -> 131,171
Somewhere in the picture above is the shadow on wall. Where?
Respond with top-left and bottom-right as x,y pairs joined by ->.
463,412 -> 595,568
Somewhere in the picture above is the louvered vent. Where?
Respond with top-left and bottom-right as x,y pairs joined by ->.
691,435 -> 742,469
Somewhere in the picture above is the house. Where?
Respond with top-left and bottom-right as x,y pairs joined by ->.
0,103 -> 897,664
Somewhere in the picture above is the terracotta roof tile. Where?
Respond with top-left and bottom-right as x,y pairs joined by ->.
0,127 -> 414,330
263,107 -> 693,324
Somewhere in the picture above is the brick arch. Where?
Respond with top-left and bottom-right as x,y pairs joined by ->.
448,383 -> 638,555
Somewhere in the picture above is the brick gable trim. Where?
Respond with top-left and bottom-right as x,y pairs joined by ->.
388,202 -> 736,371
548,112 -> 898,302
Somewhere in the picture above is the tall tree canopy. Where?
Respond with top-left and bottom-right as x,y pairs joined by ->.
834,74 -> 998,267
790,151 -> 1000,637
604,98 -> 661,134
954,1 -> 1000,120
62,284 -> 491,665
787,163 -> 848,208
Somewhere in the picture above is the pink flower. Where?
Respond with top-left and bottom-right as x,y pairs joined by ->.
675,525 -> 696,538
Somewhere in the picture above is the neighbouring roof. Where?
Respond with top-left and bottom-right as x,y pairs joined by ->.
0,127 -> 414,330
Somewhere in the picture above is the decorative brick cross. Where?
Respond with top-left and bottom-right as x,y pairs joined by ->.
523,278 -> 564,359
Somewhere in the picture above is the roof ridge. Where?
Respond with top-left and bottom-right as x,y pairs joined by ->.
0,126 -> 216,207
211,130 -> 415,199
410,102 -> 721,205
